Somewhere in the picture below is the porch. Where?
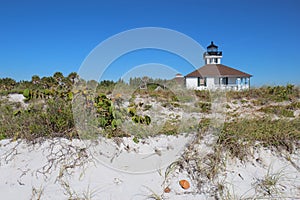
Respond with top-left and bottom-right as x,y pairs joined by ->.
186,77 -> 251,91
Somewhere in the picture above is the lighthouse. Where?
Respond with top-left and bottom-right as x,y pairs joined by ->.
203,41 -> 223,64
185,41 -> 252,90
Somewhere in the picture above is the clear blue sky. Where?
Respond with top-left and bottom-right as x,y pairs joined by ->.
0,0 -> 299,86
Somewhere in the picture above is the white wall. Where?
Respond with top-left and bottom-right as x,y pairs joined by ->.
185,77 -> 198,89
214,78 -> 219,85
206,77 -> 215,89
186,77 -> 249,91
204,55 -> 222,64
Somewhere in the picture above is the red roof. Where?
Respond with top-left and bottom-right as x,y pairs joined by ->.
185,64 -> 252,78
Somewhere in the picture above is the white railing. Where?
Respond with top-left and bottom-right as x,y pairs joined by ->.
196,84 -> 249,91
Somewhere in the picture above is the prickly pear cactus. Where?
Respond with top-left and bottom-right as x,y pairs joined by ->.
23,88 -> 31,101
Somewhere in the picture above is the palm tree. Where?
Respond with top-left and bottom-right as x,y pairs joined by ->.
0,78 -> 16,91
67,72 -> 79,84
41,76 -> 56,89
53,72 -> 64,85
31,75 -> 40,85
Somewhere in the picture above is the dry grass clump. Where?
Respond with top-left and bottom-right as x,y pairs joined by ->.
286,101 -> 300,110
194,90 -> 211,102
259,105 -> 295,118
227,84 -> 300,103
253,166 -> 288,198
218,117 -> 300,159
194,101 -> 211,113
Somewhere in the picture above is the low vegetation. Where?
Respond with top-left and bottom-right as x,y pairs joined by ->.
218,117 -> 300,159
259,105 -> 295,118
0,73 -> 300,161
226,84 -> 300,102
0,97 -> 76,141
1,74 -> 300,199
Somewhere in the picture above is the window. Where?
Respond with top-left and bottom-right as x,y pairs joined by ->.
198,77 -> 206,86
215,58 -> 218,63
221,77 -> 228,85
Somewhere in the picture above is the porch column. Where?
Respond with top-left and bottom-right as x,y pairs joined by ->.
237,78 -> 241,90
248,78 -> 250,89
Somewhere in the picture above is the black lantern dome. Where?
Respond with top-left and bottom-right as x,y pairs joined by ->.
206,41 -> 222,55
203,41 -> 223,64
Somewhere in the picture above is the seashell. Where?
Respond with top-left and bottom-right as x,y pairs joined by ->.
179,179 -> 190,189
164,187 -> 171,193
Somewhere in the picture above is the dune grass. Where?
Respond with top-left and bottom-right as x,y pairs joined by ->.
0,83 -> 299,161
218,117 -> 300,159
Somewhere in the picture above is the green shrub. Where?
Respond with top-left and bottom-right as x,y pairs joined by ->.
0,98 -> 76,141
94,94 -> 115,128
241,99 -> 248,104
218,118 -> 300,159
23,88 -> 32,101
131,115 -> 151,125
46,98 -> 74,134
286,101 -> 300,110
93,94 -> 151,135
195,101 -> 211,113
128,107 -> 136,116
227,85 -> 300,102
194,90 -> 211,101
198,118 -> 211,132
259,105 -> 294,118
0,133 -> 7,140
133,136 -> 139,143
159,121 -> 178,135
143,104 -> 152,111
232,100 -> 238,105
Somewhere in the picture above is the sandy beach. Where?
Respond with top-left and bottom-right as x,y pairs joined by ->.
1,133 -> 299,199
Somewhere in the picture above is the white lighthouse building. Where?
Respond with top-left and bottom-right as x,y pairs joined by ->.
203,41 -> 223,64
185,41 -> 252,90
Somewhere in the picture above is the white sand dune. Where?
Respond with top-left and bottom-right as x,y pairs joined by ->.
1,135 -> 299,200
1,93 -> 299,199
0,135 -> 205,200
